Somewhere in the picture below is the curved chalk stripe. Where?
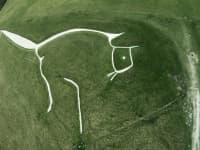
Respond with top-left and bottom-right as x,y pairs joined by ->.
38,28 -> 124,48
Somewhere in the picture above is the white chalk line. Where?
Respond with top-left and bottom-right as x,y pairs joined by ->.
64,77 -> 83,134
0,28 -> 139,135
35,47 -> 53,113
0,30 -> 37,49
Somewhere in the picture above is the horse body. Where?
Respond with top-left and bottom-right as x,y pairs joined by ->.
0,28 -> 138,135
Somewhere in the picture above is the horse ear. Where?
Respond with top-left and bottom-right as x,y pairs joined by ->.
1,30 -> 37,49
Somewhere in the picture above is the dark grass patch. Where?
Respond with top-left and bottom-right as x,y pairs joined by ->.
0,0 -> 7,10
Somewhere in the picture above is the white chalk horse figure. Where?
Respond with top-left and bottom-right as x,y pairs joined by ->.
0,28 -> 139,134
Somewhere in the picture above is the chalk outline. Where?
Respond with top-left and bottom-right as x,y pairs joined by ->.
0,28 -> 139,134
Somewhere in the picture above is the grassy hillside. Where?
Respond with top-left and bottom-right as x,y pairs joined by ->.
0,0 -> 199,150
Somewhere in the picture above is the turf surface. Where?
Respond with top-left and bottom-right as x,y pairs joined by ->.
0,0 -> 199,150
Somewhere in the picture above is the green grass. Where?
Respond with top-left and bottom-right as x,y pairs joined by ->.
0,0 -> 199,149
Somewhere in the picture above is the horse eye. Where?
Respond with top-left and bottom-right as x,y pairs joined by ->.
113,48 -> 132,71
